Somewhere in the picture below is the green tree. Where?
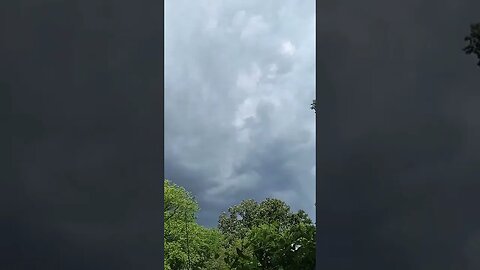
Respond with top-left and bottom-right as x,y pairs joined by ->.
218,198 -> 316,270
164,180 -> 315,269
164,179 -> 227,270
463,23 -> 480,66
247,222 -> 315,270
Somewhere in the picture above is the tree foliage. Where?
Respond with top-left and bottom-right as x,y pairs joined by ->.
164,180 -> 315,270
463,23 -> 480,66
218,198 -> 316,269
164,179 -> 227,270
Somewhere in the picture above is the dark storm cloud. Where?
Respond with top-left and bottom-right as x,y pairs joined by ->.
3,0 -> 163,269
316,0 -> 480,269
165,0 -> 315,227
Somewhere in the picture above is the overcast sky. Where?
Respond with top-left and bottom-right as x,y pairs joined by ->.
165,0 -> 316,227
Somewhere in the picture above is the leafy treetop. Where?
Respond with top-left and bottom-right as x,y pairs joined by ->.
463,23 -> 480,66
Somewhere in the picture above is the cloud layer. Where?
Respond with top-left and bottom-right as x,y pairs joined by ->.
165,0 -> 316,227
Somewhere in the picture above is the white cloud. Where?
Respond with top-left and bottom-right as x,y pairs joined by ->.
232,10 -> 247,27
205,18 -> 218,31
240,15 -> 270,40
235,63 -> 262,93
233,98 -> 258,128
280,40 -> 296,56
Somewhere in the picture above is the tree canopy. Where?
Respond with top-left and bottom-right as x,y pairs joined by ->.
164,180 -> 316,270
164,179 -> 227,270
218,198 -> 316,270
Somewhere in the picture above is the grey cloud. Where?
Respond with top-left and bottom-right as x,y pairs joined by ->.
165,0 -> 315,226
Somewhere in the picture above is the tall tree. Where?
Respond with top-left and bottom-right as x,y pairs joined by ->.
164,179 -> 227,270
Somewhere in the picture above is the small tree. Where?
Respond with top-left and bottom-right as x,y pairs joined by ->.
463,23 -> 480,66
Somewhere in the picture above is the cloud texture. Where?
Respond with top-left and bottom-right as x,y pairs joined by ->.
165,0 -> 316,226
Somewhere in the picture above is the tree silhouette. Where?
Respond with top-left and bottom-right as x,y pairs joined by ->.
463,23 -> 480,66
310,99 -> 316,113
